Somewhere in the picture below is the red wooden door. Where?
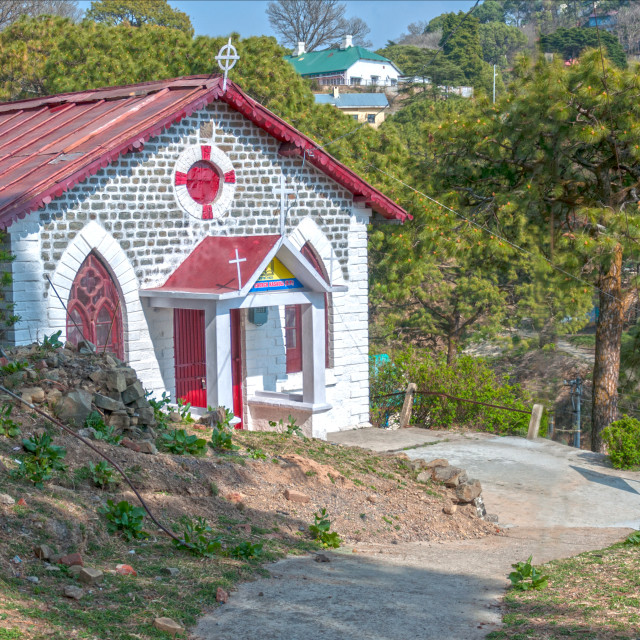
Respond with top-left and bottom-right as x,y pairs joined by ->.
230,309 -> 243,429
67,253 -> 124,359
285,305 -> 302,373
174,309 -> 207,408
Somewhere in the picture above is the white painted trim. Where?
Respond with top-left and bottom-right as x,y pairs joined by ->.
48,221 -> 141,360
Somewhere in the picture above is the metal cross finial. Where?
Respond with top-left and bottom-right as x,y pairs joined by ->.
274,174 -> 297,236
216,37 -> 240,92
229,248 -> 247,290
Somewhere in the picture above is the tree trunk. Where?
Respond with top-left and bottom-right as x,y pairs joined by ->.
592,244 -> 624,453
446,333 -> 458,366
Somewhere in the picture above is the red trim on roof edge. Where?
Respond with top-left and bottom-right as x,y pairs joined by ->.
0,75 -> 408,228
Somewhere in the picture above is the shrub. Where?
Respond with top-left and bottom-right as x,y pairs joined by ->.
176,398 -> 195,424
41,330 -> 63,350
268,415 -> 304,438
309,508 -> 341,549
210,420 -> 239,451
0,403 -> 20,437
172,516 -> 221,557
85,411 -> 122,445
602,415 -> 640,469
509,556 -> 548,591
99,499 -> 147,541
87,461 -> 119,489
12,432 -> 67,488
145,391 -> 171,430
160,429 -> 207,455
370,348 -> 533,435
230,540 -> 263,560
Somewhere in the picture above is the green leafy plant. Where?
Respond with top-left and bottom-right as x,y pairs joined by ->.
509,556 -> 549,591
268,415 -> 305,438
172,516 -> 222,557
246,446 -> 267,460
87,461 -> 119,489
161,428 -> 207,455
0,360 -> 27,375
0,403 -> 20,437
12,432 -> 67,488
41,330 -> 63,350
99,499 -> 148,541
176,398 -> 195,424
602,415 -> 640,469
309,508 -> 341,549
146,390 -> 171,429
624,530 -> 640,545
210,418 -> 239,451
230,540 -> 263,560
85,411 -> 122,445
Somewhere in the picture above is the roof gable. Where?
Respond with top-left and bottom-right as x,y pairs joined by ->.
286,46 -> 400,76
0,75 -> 409,228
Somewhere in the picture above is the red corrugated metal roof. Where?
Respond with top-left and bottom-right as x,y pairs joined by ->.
155,235 -> 280,294
0,75 -> 409,228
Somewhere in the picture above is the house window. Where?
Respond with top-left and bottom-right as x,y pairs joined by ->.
371,75 -> 380,85
351,77 -> 362,86
367,114 -> 376,123
352,114 -> 359,121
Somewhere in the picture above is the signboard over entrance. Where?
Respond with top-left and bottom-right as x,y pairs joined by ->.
250,257 -> 302,292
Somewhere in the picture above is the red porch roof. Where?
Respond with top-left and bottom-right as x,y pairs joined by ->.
0,75 -> 409,229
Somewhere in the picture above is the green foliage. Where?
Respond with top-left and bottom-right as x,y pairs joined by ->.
87,460 -> 119,489
246,447 -> 267,460
0,403 -> 20,437
160,429 -> 207,456
172,516 -> 222,557
602,415 -> 640,469
540,27 -> 626,68
85,411 -> 122,445
99,499 -> 147,541
0,361 -> 27,374
309,508 -> 341,549
41,330 -> 63,350
86,0 -> 193,36
12,432 -> 67,488
624,530 -> 640,545
209,422 -> 239,451
509,555 -> 549,591
176,398 -> 194,423
370,349 -> 532,435
268,415 -> 304,438
478,21 -> 526,65
229,541 -> 263,560
146,390 -> 171,429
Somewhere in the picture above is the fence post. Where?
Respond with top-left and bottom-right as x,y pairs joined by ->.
527,404 -> 544,440
397,383 -> 417,429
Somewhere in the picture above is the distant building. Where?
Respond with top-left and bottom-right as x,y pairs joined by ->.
314,88 -> 389,128
286,35 -> 402,87
584,10 -> 617,30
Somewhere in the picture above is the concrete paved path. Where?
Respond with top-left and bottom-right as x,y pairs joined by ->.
193,430 -> 636,640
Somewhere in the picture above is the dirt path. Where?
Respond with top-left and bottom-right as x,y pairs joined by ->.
193,430 -> 635,640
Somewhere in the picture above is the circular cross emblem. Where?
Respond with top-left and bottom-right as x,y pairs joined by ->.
173,145 -> 236,220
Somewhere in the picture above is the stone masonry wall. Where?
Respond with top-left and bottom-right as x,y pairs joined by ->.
7,100 -> 370,435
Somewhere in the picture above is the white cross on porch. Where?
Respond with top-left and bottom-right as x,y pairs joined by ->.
229,248 -> 246,290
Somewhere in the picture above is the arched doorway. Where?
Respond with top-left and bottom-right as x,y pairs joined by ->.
66,252 -> 124,359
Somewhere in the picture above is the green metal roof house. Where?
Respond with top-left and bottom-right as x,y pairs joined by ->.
286,35 -> 402,87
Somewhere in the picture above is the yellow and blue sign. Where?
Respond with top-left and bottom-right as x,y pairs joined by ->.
250,258 -> 303,292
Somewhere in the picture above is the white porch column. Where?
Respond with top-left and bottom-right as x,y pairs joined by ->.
205,304 -> 234,410
301,296 -> 326,405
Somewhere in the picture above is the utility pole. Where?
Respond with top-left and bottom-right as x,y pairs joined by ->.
493,63 -> 496,103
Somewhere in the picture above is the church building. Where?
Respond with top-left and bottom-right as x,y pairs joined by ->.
0,74 -> 408,438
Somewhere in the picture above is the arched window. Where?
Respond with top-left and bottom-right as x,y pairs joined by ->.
284,242 -> 332,372
66,252 -> 124,359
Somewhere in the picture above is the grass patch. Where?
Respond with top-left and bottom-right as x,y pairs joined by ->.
487,543 -> 640,639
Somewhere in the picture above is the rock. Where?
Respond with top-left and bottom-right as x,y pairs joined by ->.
484,513 -> 499,523
137,440 -> 157,455
63,585 -> 84,600
77,340 -> 96,354
168,411 -> 181,423
104,355 -> 117,368
433,465 -> 466,485
153,617 -> 184,636
216,587 -> 229,603
366,495 -> 377,504
408,459 -> 427,471
59,553 -> 83,567
22,386 -> 45,404
115,564 -> 137,576
78,567 -> 103,585
121,367 -> 139,386
68,565 -> 83,577
55,390 -> 93,426
0,493 -> 15,505
45,565 -> 61,573
16,498 -> 27,507
49,554 -> 63,564
473,495 -> 487,518
77,427 -> 97,440
33,544 -> 53,560
104,370 -> 127,393
225,491 -> 246,504
283,489 -> 310,504
26,576 -> 39,584
314,553 -> 330,563
161,567 -> 180,577
425,458 -> 449,469
93,393 -> 125,412
443,503 -> 457,515
106,411 -> 130,430
121,381 -> 145,405
121,438 -> 141,453
443,470 -> 468,488
89,370 -> 106,385
46,389 -> 63,405
455,480 -> 482,504
136,407 -> 155,424
416,471 -> 432,484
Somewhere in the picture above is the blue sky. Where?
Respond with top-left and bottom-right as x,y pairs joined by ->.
77,1 -> 477,49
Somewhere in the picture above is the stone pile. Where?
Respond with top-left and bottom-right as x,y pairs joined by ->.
2,340 -> 157,440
